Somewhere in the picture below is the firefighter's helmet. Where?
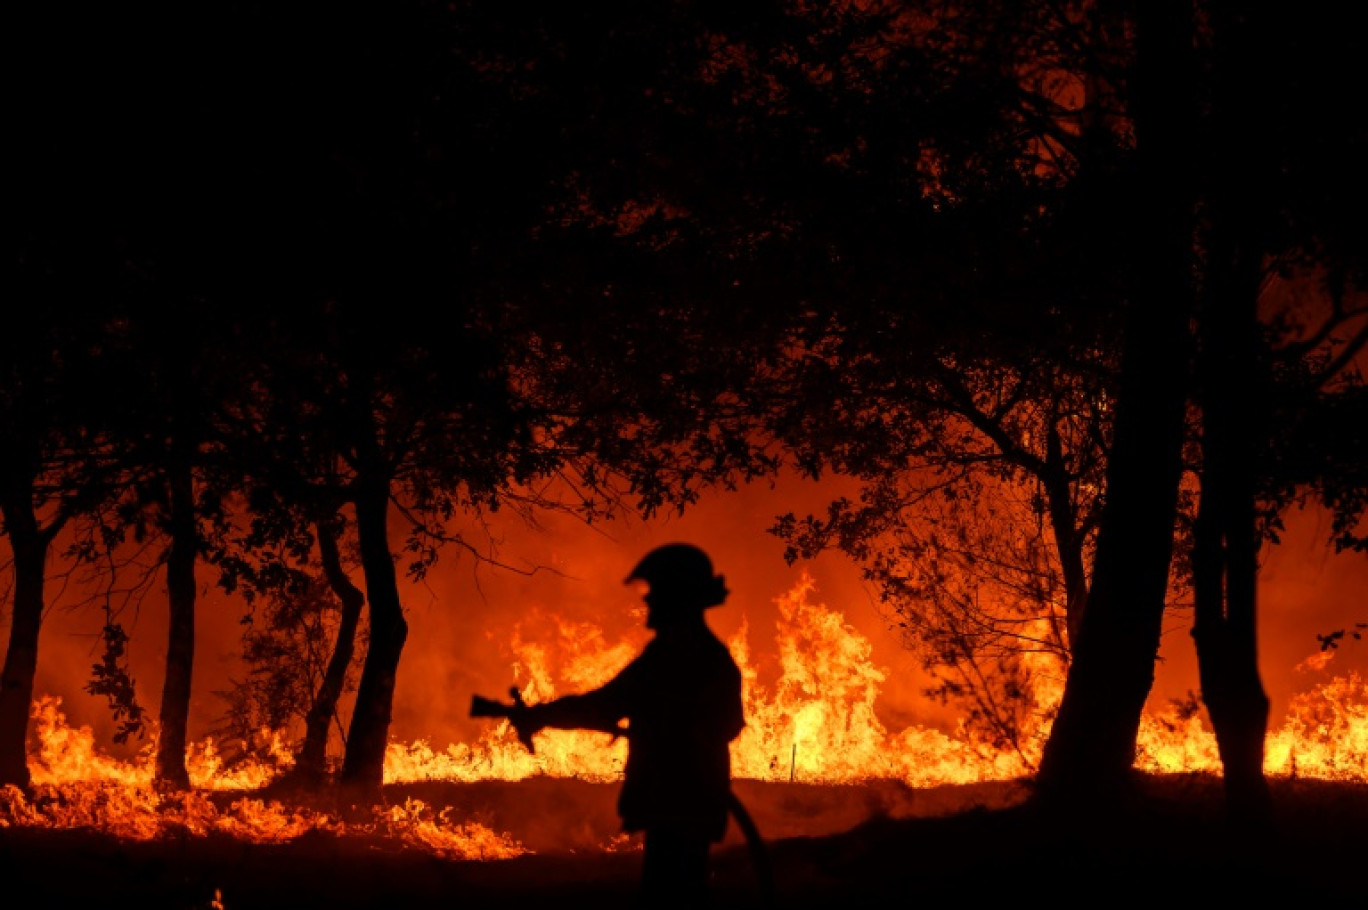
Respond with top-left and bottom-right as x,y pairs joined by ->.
624,543 -> 729,609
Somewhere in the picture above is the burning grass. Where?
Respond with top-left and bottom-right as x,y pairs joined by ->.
3,773 -> 1368,908
5,571 -> 1368,905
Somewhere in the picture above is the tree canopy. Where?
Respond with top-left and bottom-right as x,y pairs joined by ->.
3,1 -> 1366,821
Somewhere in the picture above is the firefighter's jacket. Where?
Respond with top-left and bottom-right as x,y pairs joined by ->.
522,622 -> 745,841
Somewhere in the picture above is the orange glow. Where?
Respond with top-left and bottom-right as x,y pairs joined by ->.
6,697 -> 527,859
7,571 -> 1368,856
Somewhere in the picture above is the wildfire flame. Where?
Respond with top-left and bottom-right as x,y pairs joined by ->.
5,570 -> 1367,855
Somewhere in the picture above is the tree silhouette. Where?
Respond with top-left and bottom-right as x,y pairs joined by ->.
210,516 -> 365,782
7,1 -> 1366,825
0,272 -> 126,790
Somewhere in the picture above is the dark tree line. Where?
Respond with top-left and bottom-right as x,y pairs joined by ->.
4,0 -> 1366,835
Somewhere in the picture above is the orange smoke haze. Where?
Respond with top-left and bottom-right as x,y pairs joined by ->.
14,470 -> 1368,771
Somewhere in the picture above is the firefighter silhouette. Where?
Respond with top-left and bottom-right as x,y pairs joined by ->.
476,543 -> 746,907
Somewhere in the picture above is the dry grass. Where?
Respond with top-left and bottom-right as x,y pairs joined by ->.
2,773 -> 1365,908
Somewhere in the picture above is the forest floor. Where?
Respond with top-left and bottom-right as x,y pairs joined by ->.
2,772 -> 1366,909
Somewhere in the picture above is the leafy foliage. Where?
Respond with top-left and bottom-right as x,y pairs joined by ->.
84,623 -> 147,745
211,573 -> 364,768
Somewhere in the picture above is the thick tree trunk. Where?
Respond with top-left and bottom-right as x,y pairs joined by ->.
1191,4 -> 1273,828
154,456 -> 197,790
1033,0 -> 1196,809
338,474 -> 407,807
0,468 -> 50,792
289,519 -> 365,787
1208,325 -> 1273,828
1192,256 -> 1272,827
1192,423 -> 1273,828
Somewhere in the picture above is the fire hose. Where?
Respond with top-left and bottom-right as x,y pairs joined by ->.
725,787 -> 776,909
470,687 -> 776,908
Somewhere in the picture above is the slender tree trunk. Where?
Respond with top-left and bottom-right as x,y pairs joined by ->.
1034,0 -> 1197,809
1191,3 -> 1273,828
1042,425 -> 1089,646
0,464 -> 50,791
154,454 -> 197,790
289,518 -> 365,788
339,472 -> 407,806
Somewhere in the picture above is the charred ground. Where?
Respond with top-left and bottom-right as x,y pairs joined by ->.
2,774 -> 1365,908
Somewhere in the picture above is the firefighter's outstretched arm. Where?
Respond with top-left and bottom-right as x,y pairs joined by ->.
471,671 -> 634,752
470,686 -> 544,752
526,690 -> 629,739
